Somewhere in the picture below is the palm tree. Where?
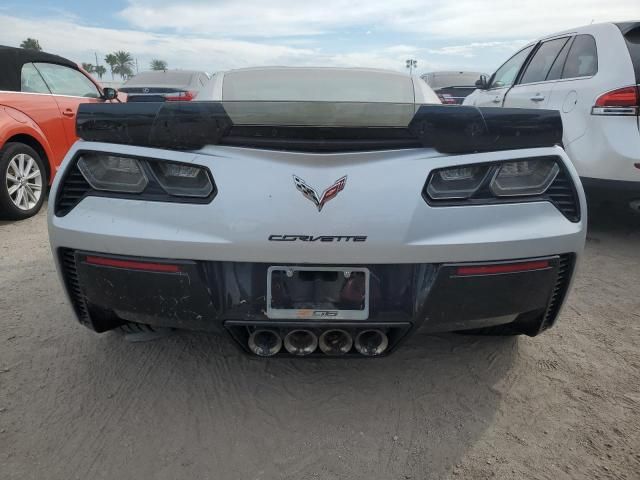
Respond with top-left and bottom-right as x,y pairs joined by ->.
94,65 -> 107,80
112,51 -> 134,80
150,59 -> 168,71
20,38 -> 42,51
104,53 -> 117,80
81,63 -> 94,73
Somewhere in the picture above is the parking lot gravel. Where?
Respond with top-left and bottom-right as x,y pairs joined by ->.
0,205 -> 639,480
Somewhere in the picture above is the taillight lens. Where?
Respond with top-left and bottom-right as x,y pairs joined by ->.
592,86 -> 639,115
490,159 -> 559,197
426,158 -> 560,201
148,161 -> 213,197
426,165 -> 491,199
77,154 -> 148,193
77,153 -> 214,198
164,90 -> 196,101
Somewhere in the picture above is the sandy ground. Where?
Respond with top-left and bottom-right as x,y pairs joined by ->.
0,205 -> 639,480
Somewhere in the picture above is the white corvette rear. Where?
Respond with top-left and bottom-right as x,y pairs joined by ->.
48,68 -> 586,357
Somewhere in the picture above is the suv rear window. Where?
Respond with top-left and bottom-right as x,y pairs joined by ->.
561,35 -> 597,79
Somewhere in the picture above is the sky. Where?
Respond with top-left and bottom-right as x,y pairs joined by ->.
0,0 -> 638,78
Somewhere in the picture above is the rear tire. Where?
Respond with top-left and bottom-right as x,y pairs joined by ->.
0,142 -> 47,220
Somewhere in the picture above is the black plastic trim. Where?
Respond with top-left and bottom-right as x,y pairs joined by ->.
539,253 -> 575,332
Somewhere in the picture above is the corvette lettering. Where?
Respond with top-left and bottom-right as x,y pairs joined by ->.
268,235 -> 367,242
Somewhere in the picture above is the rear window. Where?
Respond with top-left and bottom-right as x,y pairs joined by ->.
561,35 -> 598,79
222,68 -> 415,103
519,37 -> 570,84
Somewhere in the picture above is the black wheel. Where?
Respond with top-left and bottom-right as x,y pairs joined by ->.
0,142 -> 47,220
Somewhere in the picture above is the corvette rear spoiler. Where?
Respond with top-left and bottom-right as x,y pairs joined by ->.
76,102 -> 562,154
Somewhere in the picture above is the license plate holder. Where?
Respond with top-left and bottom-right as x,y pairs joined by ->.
266,266 -> 370,320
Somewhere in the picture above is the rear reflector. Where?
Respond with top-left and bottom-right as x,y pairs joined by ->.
85,255 -> 181,272
592,86 -> 639,115
456,260 -> 550,276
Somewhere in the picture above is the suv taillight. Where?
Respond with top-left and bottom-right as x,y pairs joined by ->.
591,86 -> 639,115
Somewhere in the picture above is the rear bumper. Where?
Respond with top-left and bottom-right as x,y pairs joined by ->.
59,249 -> 575,353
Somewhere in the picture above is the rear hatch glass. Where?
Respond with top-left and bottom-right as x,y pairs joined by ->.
221,68 -> 415,103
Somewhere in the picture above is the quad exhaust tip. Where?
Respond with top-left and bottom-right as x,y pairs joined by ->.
319,329 -> 353,356
354,329 -> 389,356
284,329 -> 318,356
247,327 -> 388,357
248,329 -> 282,357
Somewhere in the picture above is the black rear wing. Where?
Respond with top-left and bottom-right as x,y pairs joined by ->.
76,102 -> 562,155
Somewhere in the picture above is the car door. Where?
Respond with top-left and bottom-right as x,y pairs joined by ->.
545,34 -> 599,145
1,63 -> 70,165
33,62 -> 103,147
503,36 -> 572,109
470,45 -> 535,107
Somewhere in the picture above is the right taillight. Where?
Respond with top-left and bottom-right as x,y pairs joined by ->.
591,86 -> 639,115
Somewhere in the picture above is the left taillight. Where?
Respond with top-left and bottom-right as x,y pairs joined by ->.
164,90 -> 196,101
77,153 -> 214,198
591,85 -> 639,115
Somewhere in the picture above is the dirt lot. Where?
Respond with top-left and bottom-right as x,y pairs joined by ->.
0,205 -> 639,480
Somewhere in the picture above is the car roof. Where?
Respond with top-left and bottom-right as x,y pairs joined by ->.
0,45 -> 78,91
538,20 -> 639,40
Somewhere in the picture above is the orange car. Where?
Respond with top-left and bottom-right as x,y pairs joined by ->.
0,46 -> 117,219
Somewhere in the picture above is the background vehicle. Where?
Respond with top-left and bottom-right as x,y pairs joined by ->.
0,46 -> 114,219
421,71 -> 487,104
464,22 -> 640,211
48,67 -> 585,357
119,69 -> 210,102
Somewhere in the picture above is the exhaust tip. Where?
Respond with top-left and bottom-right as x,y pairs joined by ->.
319,329 -> 353,355
284,329 -> 318,356
629,199 -> 640,213
354,329 -> 389,356
248,329 -> 282,357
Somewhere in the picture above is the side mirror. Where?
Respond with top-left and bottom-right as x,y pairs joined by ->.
102,87 -> 118,101
475,75 -> 489,89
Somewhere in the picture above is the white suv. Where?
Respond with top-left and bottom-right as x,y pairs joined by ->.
464,22 -> 640,211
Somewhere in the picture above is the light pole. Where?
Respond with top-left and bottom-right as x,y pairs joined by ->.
405,58 -> 417,76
